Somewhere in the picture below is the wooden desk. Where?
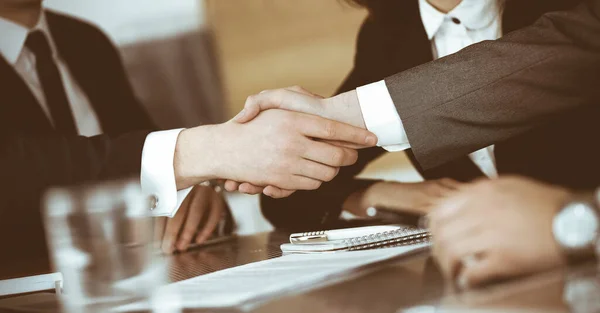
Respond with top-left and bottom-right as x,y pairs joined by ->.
1,231 -> 597,313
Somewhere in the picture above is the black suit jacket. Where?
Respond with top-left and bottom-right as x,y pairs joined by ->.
261,0 -> 591,231
0,12 -> 155,278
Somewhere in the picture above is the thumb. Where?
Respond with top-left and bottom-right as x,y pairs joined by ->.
233,107 -> 258,123
233,91 -> 280,123
236,89 -> 308,123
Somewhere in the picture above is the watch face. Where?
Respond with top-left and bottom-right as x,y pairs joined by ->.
553,202 -> 599,249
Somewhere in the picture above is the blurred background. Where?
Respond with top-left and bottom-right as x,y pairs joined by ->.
45,0 -> 421,234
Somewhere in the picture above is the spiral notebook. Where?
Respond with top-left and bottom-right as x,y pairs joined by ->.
281,224 -> 430,254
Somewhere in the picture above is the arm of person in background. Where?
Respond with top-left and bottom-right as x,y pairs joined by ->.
342,178 -> 461,218
427,177 -> 572,289
233,0 -> 600,181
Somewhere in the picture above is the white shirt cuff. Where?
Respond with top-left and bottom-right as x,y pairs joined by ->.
356,80 -> 411,152
140,128 -> 191,217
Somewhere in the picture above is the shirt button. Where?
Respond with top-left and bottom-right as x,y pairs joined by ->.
451,17 -> 461,24
148,195 -> 158,211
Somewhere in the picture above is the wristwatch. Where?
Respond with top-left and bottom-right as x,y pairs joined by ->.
552,189 -> 600,263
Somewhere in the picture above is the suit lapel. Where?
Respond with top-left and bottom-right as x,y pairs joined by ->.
0,56 -> 54,134
374,0 -> 433,72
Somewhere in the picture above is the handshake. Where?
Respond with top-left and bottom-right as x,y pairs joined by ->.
173,86 -> 374,198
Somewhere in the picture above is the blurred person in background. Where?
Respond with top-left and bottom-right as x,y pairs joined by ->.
250,0 -> 585,230
231,0 -> 600,290
427,176 -> 600,289
0,0 -> 376,276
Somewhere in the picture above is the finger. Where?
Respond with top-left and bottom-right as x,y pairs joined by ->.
263,186 -> 295,198
161,190 -> 195,254
293,159 -> 339,182
153,217 -> 167,250
302,140 -> 358,167
235,89 -> 317,123
224,180 -> 240,192
458,255 -> 501,290
434,234 -> 487,282
239,183 -> 264,194
195,194 -> 226,244
283,175 -> 322,191
301,115 -> 377,147
175,189 -> 209,252
319,139 -> 372,150
433,242 -> 464,281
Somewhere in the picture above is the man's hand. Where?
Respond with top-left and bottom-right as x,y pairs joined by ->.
233,86 -> 366,129
343,179 -> 462,217
224,86 -> 369,197
173,109 -> 377,193
428,176 -> 571,290
154,185 -> 227,254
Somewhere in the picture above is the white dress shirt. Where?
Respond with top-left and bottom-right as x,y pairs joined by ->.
356,0 -> 502,178
0,11 -> 189,217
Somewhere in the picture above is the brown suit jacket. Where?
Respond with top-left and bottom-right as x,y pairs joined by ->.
388,0 -> 600,174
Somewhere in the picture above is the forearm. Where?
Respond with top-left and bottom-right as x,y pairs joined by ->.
343,181 -> 423,214
173,125 -> 222,190
324,90 -> 366,129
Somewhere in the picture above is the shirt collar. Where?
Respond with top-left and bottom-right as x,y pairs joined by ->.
0,6 -> 54,65
419,0 -> 502,40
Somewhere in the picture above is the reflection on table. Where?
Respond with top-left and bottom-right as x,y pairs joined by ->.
1,231 -> 599,313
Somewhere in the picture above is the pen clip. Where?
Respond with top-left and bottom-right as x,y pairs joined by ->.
290,231 -> 328,244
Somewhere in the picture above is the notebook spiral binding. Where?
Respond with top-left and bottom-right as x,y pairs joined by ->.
343,228 -> 431,251
350,236 -> 430,251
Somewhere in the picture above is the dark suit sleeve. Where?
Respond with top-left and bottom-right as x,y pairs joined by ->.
261,18 -> 389,231
0,132 -> 149,211
387,0 -> 600,170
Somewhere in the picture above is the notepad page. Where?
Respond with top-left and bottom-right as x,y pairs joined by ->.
116,243 -> 429,311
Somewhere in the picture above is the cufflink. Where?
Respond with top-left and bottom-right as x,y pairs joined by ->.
148,195 -> 159,211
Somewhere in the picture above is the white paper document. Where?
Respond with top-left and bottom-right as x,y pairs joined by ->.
117,243 -> 428,311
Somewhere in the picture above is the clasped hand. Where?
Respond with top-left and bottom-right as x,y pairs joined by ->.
222,86 -> 368,197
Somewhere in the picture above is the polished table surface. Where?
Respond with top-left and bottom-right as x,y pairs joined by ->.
1,231 -> 599,313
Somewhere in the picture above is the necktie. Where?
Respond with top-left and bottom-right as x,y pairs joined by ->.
25,30 -> 78,134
